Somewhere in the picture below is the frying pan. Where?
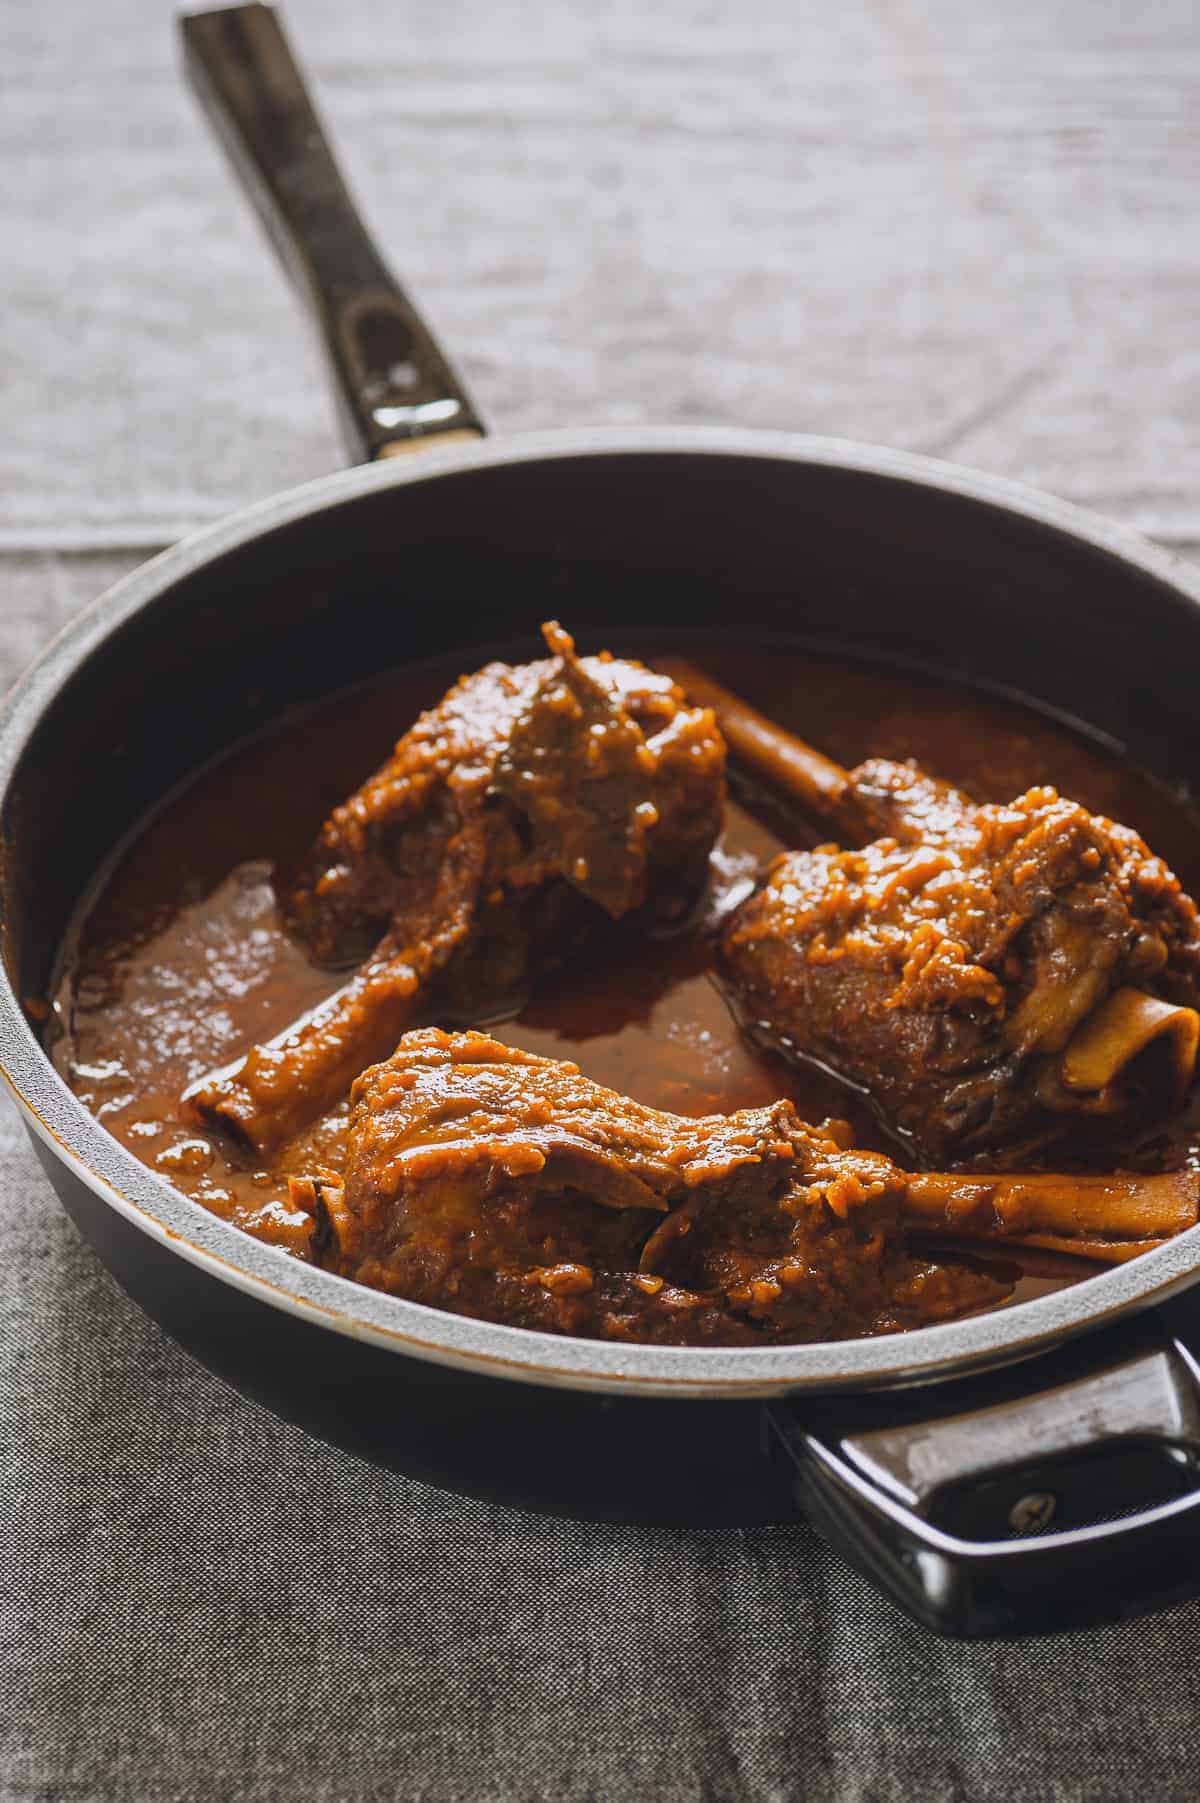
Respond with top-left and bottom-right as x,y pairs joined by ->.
5,1 -> 1200,1638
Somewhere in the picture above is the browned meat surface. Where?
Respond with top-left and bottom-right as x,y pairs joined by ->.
297,1028 -> 1007,1345
57,639 -> 1200,1343
723,757 -> 1200,1163
191,626 -> 725,1155
284,620 -> 720,964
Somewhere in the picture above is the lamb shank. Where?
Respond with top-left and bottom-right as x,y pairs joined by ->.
190,625 -> 725,1155
667,663 -> 1200,1164
294,1028 -> 1197,1342
292,1027 -> 1013,1344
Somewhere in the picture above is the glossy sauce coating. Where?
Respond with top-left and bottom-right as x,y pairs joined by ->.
51,646 -> 1200,1306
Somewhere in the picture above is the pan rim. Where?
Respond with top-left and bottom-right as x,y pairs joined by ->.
6,423 -> 1200,1400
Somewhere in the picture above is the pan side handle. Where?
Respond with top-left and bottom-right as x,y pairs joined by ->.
766,1312 -> 1200,1638
180,3 -> 485,462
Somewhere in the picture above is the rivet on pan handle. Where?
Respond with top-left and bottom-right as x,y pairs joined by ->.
767,1312 -> 1200,1638
179,3 -> 486,462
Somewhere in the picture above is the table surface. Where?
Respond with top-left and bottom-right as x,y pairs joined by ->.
4,2 -> 1200,1798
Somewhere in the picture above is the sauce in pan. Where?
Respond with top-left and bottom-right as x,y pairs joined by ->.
50,644 -> 1200,1313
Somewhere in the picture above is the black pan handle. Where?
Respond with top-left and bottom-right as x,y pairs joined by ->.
767,1311 -> 1200,1637
179,3 -> 485,462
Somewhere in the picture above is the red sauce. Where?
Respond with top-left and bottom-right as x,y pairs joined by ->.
51,645 -> 1200,1307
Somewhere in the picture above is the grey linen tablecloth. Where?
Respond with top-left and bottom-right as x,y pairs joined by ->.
5,2 -> 1200,1797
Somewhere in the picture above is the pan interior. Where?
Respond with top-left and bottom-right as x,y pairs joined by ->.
6,437 -> 1200,1394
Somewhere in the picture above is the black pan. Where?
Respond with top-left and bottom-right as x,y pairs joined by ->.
5,1 -> 1200,1637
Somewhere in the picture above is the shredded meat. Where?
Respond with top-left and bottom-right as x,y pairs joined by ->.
294,1028 -> 1007,1345
722,757 -> 1200,1162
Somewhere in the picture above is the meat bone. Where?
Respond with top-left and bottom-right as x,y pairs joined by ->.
662,658 -> 1200,1263
185,625 -> 725,1157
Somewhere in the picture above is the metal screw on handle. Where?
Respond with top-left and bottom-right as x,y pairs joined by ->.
768,1316 -> 1200,1636
1008,1491 -> 1057,1533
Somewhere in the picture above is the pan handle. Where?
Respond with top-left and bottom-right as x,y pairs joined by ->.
179,3 -> 485,462
766,1310 -> 1200,1637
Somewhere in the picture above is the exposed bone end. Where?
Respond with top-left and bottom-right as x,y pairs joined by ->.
658,656 -> 874,836
1054,986 -> 1200,1110
903,1165 -> 1199,1262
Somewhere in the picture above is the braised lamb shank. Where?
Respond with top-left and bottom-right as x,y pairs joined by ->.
668,664 -> 1200,1164
294,1028 -> 1012,1344
191,625 -> 725,1154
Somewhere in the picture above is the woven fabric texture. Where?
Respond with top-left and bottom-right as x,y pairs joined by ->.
5,1 -> 1200,1796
